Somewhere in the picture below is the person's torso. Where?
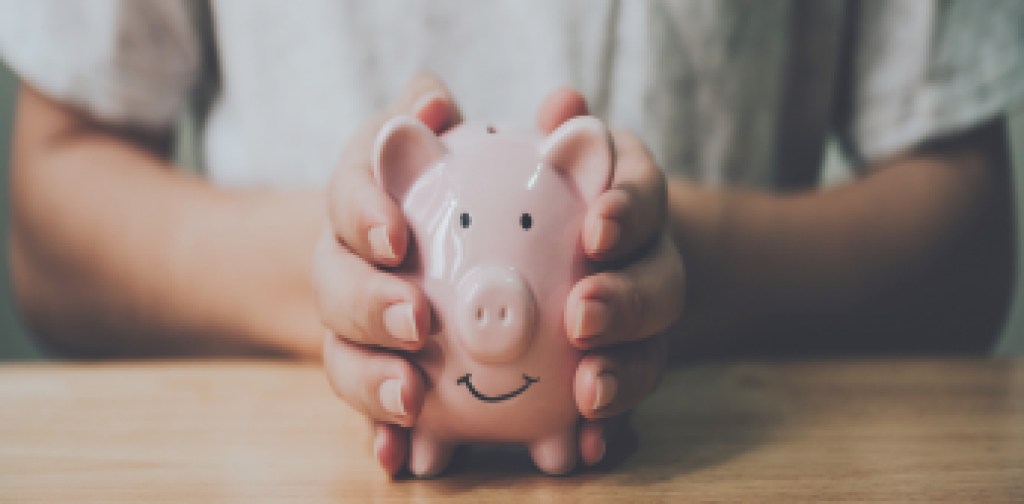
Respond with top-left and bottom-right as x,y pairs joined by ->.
202,0 -> 844,189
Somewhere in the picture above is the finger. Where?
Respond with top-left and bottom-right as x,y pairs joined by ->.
386,72 -> 464,130
323,331 -> 425,427
583,128 -> 667,261
372,421 -> 409,477
328,73 -> 462,267
579,414 -> 632,467
578,418 -> 608,466
313,230 -> 431,349
567,231 -> 685,348
574,335 -> 668,419
536,86 -> 590,134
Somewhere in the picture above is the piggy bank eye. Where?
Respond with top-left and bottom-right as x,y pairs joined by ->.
520,213 -> 533,230
460,212 -> 472,229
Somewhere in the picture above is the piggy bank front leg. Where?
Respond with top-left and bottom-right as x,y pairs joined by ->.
528,427 -> 579,475
408,429 -> 455,478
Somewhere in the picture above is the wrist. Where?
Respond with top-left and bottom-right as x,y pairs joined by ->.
664,178 -> 749,358
168,187 -> 327,358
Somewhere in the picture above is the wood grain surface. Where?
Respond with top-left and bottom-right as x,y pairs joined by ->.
1,359 -> 1022,503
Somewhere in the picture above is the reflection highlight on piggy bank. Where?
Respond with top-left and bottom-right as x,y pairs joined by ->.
373,115 -> 612,476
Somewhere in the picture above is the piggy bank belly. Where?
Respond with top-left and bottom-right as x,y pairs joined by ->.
413,328 -> 580,443
406,276 -> 583,476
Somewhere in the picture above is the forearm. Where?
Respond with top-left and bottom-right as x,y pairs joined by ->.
10,86 -> 325,358
669,123 -> 1014,356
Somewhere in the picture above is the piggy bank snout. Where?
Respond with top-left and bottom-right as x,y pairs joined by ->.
456,267 -> 537,364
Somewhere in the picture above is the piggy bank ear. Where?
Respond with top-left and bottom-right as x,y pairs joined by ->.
540,116 -> 613,203
373,116 -> 448,202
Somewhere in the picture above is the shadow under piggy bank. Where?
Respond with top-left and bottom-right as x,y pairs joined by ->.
400,363 -> 781,486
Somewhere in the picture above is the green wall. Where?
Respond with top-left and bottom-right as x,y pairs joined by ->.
0,63 -> 40,359
997,105 -> 1024,354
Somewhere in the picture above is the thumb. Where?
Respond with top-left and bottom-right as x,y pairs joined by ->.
389,72 -> 464,133
537,86 -> 590,134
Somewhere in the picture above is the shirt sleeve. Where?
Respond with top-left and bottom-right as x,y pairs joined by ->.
843,0 -> 1024,163
0,0 -> 199,130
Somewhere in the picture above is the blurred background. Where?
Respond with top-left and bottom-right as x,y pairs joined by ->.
1,60 -> 1023,360
0,61 -> 38,359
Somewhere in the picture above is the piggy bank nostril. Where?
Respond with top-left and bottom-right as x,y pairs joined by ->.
498,306 -> 508,323
475,307 -> 485,324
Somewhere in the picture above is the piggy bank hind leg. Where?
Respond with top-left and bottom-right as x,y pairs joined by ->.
408,430 -> 455,478
528,427 -> 578,475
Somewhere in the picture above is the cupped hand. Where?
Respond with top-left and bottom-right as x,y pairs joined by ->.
539,89 -> 685,467
315,73 -> 462,476
319,81 -> 683,476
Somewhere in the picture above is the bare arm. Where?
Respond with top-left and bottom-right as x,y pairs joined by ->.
9,84 -> 324,358
669,120 -> 1015,357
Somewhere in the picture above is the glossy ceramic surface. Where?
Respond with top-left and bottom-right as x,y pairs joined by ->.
373,116 -> 612,476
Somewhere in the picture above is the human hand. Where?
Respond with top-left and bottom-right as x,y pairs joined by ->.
538,89 -> 684,466
319,80 -> 682,476
316,73 -> 462,476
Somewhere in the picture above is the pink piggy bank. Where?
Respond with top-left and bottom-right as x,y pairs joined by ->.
373,115 -> 613,476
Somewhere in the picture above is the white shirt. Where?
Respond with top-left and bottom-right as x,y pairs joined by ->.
1,0 -> 1022,190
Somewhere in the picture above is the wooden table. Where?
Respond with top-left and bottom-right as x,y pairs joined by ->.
1,359 -> 1022,502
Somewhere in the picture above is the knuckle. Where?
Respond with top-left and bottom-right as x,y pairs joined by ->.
316,286 -> 349,335
628,288 -> 645,331
324,339 -> 366,401
619,340 -> 662,401
328,279 -> 375,344
328,198 -> 364,252
614,278 -> 645,339
360,379 -> 382,416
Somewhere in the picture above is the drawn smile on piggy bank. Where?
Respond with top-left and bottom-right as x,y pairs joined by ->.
456,373 -> 539,403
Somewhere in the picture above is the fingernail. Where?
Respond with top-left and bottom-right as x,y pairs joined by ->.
383,302 -> 419,343
379,378 -> 406,417
413,91 -> 446,115
593,373 -> 618,411
589,217 -> 621,255
368,225 -> 397,262
575,299 -> 611,340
